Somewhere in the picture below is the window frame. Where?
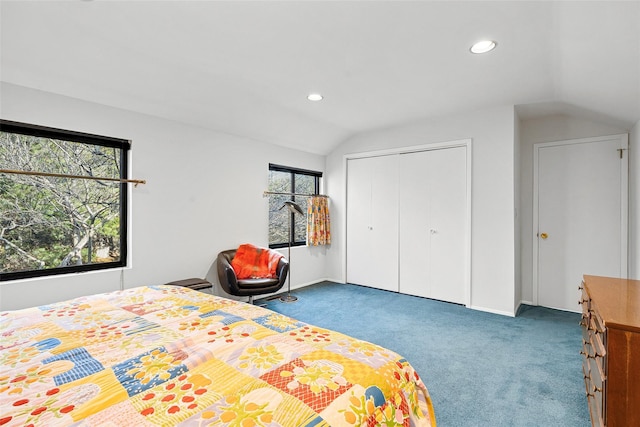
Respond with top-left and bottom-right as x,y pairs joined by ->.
268,163 -> 322,249
0,120 -> 130,281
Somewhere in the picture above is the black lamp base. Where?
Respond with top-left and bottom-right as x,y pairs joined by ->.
279,294 -> 298,303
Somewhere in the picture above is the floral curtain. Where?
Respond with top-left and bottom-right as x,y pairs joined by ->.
306,196 -> 331,246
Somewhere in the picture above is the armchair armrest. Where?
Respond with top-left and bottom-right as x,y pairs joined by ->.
217,250 -> 238,293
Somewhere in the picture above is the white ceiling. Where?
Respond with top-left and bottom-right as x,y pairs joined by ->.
1,1 -> 639,155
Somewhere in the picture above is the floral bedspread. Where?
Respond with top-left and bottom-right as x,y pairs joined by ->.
0,285 -> 436,426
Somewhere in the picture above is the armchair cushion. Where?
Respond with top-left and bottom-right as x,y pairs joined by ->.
231,243 -> 283,279
237,278 -> 280,287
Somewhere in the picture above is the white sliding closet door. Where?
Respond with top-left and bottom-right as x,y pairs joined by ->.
346,155 -> 399,291
399,147 -> 467,304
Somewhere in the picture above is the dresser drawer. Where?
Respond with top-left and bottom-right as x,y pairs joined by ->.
587,393 -> 604,427
584,364 -> 605,427
589,355 -> 605,392
581,320 -> 590,344
591,310 -> 605,334
579,283 -> 590,315
582,349 -> 591,383
588,329 -> 606,358
581,339 -> 590,366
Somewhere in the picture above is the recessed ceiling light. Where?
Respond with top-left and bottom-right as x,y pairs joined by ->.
470,40 -> 497,54
307,93 -> 323,101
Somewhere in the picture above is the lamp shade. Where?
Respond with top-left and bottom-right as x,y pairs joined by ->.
281,200 -> 304,216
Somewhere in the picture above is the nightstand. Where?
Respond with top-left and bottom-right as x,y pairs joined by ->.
164,278 -> 212,292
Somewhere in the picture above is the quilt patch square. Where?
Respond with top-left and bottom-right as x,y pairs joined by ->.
200,309 -> 244,325
39,301 -> 93,320
121,300 -> 168,316
112,347 -> 188,397
121,317 -> 160,336
287,325 -> 335,347
324,338 -> 393,369
43,347 -> 104,386
253,313 -> 305,333
260,357 -> 351,413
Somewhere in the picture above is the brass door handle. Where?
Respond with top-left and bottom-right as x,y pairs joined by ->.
539,232 -> 548,239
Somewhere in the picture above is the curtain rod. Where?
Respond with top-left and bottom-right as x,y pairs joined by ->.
263,190 -> 328,198
0,169 -> 147,187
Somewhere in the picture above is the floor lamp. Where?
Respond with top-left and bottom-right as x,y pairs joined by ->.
280,200 -> 303,303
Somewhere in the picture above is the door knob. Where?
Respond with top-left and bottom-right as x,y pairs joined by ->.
539,232 -> 548,239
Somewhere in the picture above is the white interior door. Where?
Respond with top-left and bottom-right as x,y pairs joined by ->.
399,147 -> 467,304
346,157 -> 372,287
346,155 -> 399,291
535,134 -> 628,312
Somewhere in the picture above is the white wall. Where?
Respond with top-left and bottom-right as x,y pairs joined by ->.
517,114 -> 631,303
630,120 -> 640,279
326,105 -> 517,316
0,83 -> 328,310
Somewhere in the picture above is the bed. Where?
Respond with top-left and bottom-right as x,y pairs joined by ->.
0,285 -> 436,426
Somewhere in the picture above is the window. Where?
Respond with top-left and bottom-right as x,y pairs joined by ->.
0,120 -> 130,281
268,164 -> 322,248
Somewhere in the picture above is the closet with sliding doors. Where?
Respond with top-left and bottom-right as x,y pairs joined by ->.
346,141 -> 470,305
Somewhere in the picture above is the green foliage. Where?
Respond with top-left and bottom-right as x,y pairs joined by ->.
101,216 -> 120,238
32,244 -> 68,268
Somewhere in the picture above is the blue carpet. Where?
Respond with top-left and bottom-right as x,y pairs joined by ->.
258,281 -> 589,427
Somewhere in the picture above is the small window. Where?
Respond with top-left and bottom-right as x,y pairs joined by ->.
268,164 -> 322,248
0,120 -> 130,281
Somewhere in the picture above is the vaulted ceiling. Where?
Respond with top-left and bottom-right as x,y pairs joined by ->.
1,1 -> 639,155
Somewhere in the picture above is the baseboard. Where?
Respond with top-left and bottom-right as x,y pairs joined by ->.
290,278 -> 331,290
256,278 -> 332,301
295,281 -> 522,318
469,304 -> 516,317
324,282 -> 518,316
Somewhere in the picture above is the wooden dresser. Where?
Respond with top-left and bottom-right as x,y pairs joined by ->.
580,275 -> 640,427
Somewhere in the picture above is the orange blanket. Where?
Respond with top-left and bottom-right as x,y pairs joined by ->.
231,243 -> 283,279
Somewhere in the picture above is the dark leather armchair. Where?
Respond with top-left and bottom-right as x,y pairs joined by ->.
216,249 -> 289,303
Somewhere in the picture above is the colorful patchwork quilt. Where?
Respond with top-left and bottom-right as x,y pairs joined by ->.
0,285 -> 436,426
